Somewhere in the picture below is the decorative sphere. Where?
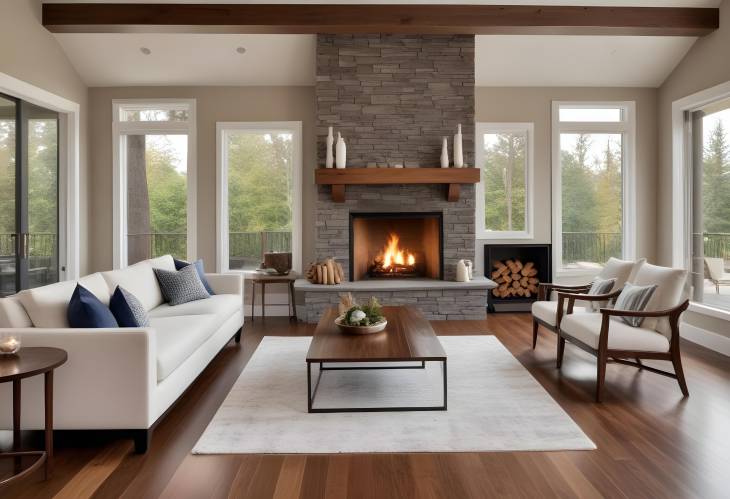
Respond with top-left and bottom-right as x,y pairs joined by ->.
350,310 -> 366,322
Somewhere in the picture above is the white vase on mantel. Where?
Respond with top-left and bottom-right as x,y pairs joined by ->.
456,259 -> 470,282
335,132 -> 346,169
325,126 -> 334,168
453,123 -> 464,168
440,137 -> 449,168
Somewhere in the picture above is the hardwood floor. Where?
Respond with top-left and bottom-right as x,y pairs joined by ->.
2,313 -> 729,498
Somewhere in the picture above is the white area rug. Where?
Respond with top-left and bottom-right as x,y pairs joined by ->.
193,336 -> 595,454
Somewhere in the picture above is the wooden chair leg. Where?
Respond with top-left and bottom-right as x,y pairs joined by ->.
635,358 -> 642,369
532,320 -> 539,349
672,349 -> 689,397
596,351 -> 607,403
556,335 -> 566,369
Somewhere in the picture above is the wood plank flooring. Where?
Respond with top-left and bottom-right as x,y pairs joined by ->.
2,313 -> 729,498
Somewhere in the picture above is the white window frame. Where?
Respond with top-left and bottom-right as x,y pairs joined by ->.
112,99 -> 197,268
551,101 -> 637,277
0,71 -> 81,280
672,80 -> 730,321
215,121 -> 303,275
475,122 -> 534,240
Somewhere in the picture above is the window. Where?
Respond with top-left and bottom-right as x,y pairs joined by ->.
688,97 -> 730,312
476,123 -> 533,239
112,99 -> 196,267
552,102 -> 635,274
216,122 -> 302,273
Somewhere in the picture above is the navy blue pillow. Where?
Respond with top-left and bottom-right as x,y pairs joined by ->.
173,258 -> 215,295
67,284 -> 118,328
110,286 -> 150,327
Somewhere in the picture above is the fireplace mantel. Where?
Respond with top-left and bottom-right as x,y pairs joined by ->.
315,168 -> 480,203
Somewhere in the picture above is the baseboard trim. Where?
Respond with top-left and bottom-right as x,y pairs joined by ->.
680,322 -> 730,357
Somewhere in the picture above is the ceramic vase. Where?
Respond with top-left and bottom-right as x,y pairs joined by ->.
453,123 -> 464,168
335,132 -> 346,169
456,259 -> 469,282
440,137 -> 449,168
325,126 -> 334,168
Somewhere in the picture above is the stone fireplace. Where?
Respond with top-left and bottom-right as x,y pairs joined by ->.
350,212 -> 443,281
297,33 -> 495,322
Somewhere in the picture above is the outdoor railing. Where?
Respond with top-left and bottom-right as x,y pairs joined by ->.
562,232 -> 622,265
124,231 -> 291,265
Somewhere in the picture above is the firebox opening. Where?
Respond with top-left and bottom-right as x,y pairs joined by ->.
350,212 -> 443,281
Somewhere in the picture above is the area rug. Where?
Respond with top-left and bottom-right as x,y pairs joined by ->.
193,336 -> 595,454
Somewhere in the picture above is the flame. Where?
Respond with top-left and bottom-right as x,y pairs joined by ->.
378,233 -> 416,271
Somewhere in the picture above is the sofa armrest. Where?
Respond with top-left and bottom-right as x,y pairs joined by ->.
205,273 -> 243,296
0,327 -> 156,429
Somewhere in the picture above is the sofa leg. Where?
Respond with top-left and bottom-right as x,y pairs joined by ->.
234,327 -> 242,344
134,429 -> 152,454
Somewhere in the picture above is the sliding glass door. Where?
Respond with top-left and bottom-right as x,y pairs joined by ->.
0,93 -> 59,296
689,97 -> 730,311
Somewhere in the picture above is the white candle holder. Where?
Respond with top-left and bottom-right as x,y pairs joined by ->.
0,334 -> 21,355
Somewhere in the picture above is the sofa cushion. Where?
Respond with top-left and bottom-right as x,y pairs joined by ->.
67,285 -> 119,329
0,296 -> 33,328
174,258 -> 215,295
597,257 -> 642,290
148,293 -> 241,321
101,261 -> 163,312
153,265 -> 210,306
149,254 -> 177,272
152,314 -> 219,381
560,313 -> 670,352
17,273 -> 110,328
628,263 -> 688,338
532,300 -> 590,327
110,286 -> 150,327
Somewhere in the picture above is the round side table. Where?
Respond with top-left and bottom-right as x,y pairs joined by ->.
0,347 -> 67,488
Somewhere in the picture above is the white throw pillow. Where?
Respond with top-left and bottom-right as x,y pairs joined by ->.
148,254 -> 176,272
597,257 -> 642,291
0,296 -> 33,328
629,262 -> 687,338
101,260 -> 165,312
17,273 -> 111,328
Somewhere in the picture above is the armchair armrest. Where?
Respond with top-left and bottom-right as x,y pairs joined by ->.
599,300 -> 689,318
556,290 -> 622,328
537,282 -> 591,301
205,273 -> 243,296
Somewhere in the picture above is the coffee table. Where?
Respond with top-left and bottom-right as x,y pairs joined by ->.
306,305 -> 447,413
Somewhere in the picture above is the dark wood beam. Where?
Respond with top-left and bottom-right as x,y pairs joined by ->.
42,3 -> 719,36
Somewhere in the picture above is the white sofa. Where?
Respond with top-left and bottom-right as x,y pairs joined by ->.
0,255 -> 243,452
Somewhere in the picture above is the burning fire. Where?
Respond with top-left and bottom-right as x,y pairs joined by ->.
374,233 -> 416,273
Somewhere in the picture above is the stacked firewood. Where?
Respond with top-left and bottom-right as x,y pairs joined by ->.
305,258 -> 345,285
491,259 -> 539,298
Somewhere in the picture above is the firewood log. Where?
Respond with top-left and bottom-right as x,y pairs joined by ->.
511,273 -> 521,281
514,259 -> 523,272
521,262 -> 534,276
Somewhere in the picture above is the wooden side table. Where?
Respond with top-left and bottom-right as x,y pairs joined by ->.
250,271 -> 298,321
0,347 -> 67,488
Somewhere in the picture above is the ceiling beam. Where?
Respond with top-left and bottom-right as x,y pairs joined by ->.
42,3 -> 719,36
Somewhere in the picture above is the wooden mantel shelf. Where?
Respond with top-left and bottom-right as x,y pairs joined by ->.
315,167 -> 480,203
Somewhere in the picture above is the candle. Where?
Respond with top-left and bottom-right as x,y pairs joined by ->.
0,335 -> 20,354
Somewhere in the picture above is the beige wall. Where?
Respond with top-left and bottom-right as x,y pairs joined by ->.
475,87 -> 658,274
0,0 -> 89,274
658,0 -> 730,337
88,86 -> 317,274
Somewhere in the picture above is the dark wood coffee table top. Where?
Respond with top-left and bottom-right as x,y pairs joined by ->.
306,306 -> 446,363
0,347 -> 67,382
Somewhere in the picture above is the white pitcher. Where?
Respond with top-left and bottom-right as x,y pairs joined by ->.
335,132 -> 346,169
456,259 -> 470,282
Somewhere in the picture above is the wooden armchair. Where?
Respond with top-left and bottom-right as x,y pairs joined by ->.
530,257 -> 644,349
556,262 -> 690,402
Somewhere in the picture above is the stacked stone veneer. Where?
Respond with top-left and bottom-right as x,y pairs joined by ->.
316,34 -> 475,167
305,34 -> 481,323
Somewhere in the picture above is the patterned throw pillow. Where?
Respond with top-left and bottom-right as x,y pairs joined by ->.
173,258 -> 216,295
587,277 -> 617,311
613,282 -> 658,327
153,264 -> 210,306
110,286 -> 150,327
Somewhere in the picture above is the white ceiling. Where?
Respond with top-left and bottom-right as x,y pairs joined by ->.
475,35 -> 697,87
54,32 -> 698,88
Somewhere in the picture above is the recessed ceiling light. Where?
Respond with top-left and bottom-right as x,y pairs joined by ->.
140,47 -> 152,55
236,47 -> 247,54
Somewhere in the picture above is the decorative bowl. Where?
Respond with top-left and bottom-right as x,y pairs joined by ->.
335,316 -> 387,335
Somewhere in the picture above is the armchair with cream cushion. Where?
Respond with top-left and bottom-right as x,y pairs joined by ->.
531,257 -> 644,348
704,257 -> 730,293
557,262 -> 689,402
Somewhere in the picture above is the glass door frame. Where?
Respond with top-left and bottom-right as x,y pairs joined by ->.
0,92 -> 60,295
